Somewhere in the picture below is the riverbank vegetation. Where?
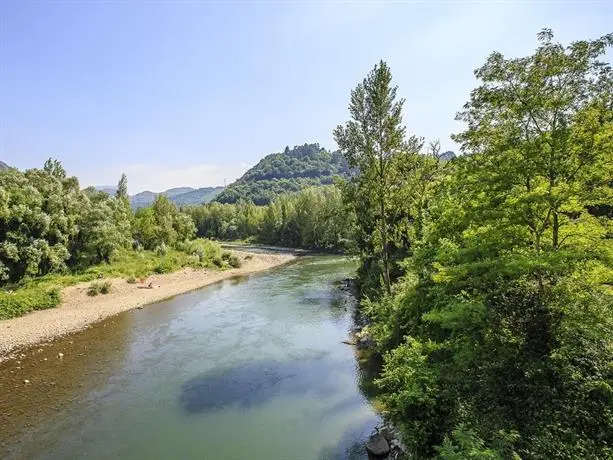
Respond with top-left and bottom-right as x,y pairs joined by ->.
336,31 -> 613,458
0,162 -> 227,319
185,185 -> 355,251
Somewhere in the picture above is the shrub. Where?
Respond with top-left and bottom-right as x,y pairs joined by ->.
153,259 -> 175,274
228,254 -> 242,268
193,248 -> 206,263
99,281 -> 112,294
155,243 -> 168,256
126,276 -> 137,284
212,257 -> 223,268
87,281 -> 112,296
186,238 -> 222,264
87,282 -> 100,296
221,251 -> 232,261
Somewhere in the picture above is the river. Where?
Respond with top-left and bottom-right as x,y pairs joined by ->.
0,255 -> 381,459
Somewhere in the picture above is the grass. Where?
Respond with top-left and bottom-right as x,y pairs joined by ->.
0,286 -> 61,320
0,238 -> 231,320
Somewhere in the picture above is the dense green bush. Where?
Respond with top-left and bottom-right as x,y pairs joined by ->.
183,239 -> 222,265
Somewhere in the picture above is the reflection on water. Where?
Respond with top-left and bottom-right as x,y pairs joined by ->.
0,256 -> 381,460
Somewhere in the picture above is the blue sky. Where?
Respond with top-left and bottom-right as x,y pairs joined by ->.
2,1 -> 611,192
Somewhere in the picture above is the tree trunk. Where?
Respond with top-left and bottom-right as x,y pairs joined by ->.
380,196 -> 391,295
552,211 -> 559,249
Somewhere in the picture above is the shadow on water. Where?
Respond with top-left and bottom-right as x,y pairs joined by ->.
296,286 -> 352,325
179,356 -> 346,414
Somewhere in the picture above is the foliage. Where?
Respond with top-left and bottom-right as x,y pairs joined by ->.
335,61 -> 449,297
227,254 -> 242,268
0,156 -> 225,318
186,199 -> 265,241
0,286 -> 60,320
342,31 -> 613,460
334,60 -> 409,293
215,143 -> 350,205
0,242 -> 225,319
0,161 -> 132,283
132,195 -> 196,250
116,173 -> 128,200
87,280 -> 112,296
186,186 -> 355,250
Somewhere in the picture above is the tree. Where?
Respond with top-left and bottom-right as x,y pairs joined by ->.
133,195 -> 196,249
0,161 -> 132,282
43,158 -> 66,179
453,29 -> 613,256
116,173 -> 129,200
334,61 -> 408,294
362,31 -> 613,459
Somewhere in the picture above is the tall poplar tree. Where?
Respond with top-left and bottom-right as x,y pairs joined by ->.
334,61 -> 408,294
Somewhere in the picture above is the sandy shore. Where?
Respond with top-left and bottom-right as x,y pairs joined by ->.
0,251 -> 295,360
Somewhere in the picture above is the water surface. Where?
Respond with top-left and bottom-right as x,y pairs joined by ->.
0,256 -> 380,459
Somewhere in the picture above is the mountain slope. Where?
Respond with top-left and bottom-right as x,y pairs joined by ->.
439,151 -> 456,161
130,191 -> 158,209
215,143 -> 349,205
0,161 -> 10,171
95,185 -> 117,195
164,187 -> 195,198
170,187 -> 224,206
129,187 -> 223,209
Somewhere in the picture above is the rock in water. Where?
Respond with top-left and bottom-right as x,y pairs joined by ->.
365,433 -> 390,458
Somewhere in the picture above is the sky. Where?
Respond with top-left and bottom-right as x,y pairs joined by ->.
1,1 -> 612,193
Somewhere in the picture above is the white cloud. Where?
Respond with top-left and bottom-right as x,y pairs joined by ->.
82,162 -> 251,194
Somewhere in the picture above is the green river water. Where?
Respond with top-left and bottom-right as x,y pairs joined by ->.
0,256 -> 381,459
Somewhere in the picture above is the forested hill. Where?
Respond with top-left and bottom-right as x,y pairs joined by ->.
214,143 -> 350,205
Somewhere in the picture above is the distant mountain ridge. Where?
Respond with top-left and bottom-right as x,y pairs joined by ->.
215,143 -> 350,205
439,151 -> 456,161
0,161 -> 10,170
95,185 -> 224,208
